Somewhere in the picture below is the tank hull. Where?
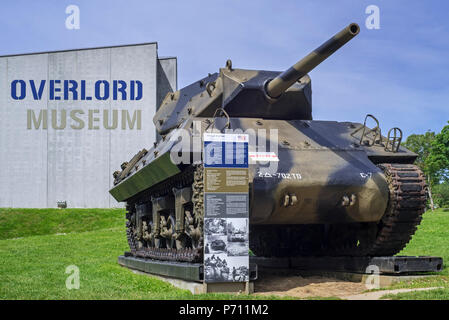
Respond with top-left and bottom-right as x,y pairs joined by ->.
109,23 -> 427,261
111,118 -> 413,225
110,118 -> 426,260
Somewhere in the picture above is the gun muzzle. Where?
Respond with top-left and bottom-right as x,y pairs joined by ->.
266,23 -> 360,99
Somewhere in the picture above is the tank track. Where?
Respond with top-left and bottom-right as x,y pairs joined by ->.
250,163 -> 427,257
125,164 -> 204,263
363,163 -> 427,256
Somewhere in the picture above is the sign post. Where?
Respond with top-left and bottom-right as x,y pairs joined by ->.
203,133 -> 250,283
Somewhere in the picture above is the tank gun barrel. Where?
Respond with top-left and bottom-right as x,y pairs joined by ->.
266,23 -> 360,99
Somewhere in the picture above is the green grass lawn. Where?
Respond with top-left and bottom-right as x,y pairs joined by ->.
0,208 -> 448,300
400,208 -> 449,274
377,208 -> 449,299
0,208 -> 284,300
0,208 -> 125,240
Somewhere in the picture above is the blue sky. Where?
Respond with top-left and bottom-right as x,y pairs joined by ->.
1,0 -> 448,137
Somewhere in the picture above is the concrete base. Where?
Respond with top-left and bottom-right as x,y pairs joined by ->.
204,281 -> 253,294
258,268 -> 438,288
129,269 -> 253,294
119,255 -> 254,294
118,255 -> 203,282
129,269 -> 205,294
252,255 -> 443,289
251,256 -> 444,274
119,254 -> 442,293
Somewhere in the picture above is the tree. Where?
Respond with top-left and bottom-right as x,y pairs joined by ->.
403,123 -> 449,211
403,131 -> 435,176
432,182 -> 449,209
426,123 -> 449,184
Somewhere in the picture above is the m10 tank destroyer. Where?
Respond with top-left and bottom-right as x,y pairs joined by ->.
110,23 -> 427,262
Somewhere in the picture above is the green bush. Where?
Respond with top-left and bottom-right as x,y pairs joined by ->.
432,183 -> 449,209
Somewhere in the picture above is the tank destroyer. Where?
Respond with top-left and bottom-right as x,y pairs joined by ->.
110,23 -> 427,262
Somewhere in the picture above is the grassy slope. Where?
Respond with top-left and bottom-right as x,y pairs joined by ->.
0,208 -> 125,240
378,209 -> 449,299
1,208 -> 448,299
0,208 -> 283,300
400,209 -> 449,274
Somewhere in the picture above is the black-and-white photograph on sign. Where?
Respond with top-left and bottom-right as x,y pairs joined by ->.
204,254 -> 249,282
204,254 -> 230,282
227,257 -> 249,282
205,235 -> 227,254
204,218 -> 227,236
226,218 -> 249,256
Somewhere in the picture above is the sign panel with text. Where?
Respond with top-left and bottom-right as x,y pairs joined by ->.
203,133 -> 249,283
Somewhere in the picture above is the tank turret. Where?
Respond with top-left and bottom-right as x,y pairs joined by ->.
154,23 -> 360,135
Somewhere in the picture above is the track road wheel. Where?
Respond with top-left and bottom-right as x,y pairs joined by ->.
162,215 -> 176,249
176,235 -> 188,250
